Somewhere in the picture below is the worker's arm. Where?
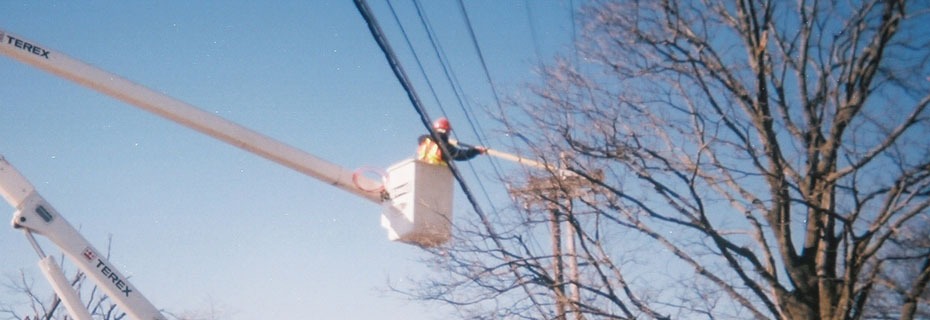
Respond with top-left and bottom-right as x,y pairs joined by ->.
444,138 -> 487,161
447,142 -> 485,161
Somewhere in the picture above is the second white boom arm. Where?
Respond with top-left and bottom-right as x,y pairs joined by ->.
0,157 -> 166,320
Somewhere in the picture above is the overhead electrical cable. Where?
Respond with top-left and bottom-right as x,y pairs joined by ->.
352,0 -> 500,242
410,0 -> 475,139
524,0 -> 544,67
448,0 -> 555,284
455,0 -> 506,117
448,4 -> 559,310
353,6 -> 553,314
387,0 -> 497,212
456,0 -> 570,260
355,4 -> 578,316
570,0 -> 579,66
455,1 -> 551,229
454,0 -> 521,178
456,0 -> 538,182
409,0 -> 503,212
410,0 -> 484,144
385,0 -> 450,117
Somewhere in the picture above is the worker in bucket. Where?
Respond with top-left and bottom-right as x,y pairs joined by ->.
417,117 -> 487,165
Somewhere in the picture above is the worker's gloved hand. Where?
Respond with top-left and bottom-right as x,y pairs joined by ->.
476,146 -> 488,154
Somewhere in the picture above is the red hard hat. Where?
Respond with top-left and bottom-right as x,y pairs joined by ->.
433,117 -> 451,132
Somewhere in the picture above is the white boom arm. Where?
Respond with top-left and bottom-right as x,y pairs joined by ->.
0,28 -> 388,319
0,156 -> 166,320
0,28 -> 383,204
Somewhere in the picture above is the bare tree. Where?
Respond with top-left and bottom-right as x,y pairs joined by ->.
400,1 -> 930,319
2,268 -> 225,320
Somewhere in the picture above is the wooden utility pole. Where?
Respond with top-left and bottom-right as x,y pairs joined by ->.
565,213 -> 582,320
511,168 -> 592,320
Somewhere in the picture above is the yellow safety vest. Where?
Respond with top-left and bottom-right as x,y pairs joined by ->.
417,138 -> 446,165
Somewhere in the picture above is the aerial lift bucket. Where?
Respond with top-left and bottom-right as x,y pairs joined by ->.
381,159 -> 453,247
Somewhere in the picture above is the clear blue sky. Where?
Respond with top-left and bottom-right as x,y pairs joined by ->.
1,1 -> 577,319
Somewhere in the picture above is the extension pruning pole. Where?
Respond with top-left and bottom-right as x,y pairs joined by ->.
484,147 -> 576,177
0,28 -> 383,204
449,139 -> 574,176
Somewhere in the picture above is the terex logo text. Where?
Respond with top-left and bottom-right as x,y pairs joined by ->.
3,33 -> 50,59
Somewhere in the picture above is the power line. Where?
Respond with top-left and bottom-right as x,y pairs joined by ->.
456,0 -> 506,117
454,0 -> 517,178
352,0 -> 497,238
355,3 -> 575,315
570,0 -> 580,66
524,0 -> 544,67
385,0 -> 450,117
407,0 -> 504,213
410,0 -> 473,138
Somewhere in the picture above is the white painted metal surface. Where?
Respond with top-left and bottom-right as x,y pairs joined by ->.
0,28 -> 383,204
38,255 -> 94,320
0,28 -> 396,320
1,157 -> 166,320
381,159 -> 453,247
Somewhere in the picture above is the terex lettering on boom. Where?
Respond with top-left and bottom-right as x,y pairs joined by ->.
2,33 -> 50,59
95,259 -> 134,297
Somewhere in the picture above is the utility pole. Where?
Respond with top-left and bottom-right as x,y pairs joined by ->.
510,156 -> 594,320
565,208 -> 582,320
